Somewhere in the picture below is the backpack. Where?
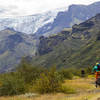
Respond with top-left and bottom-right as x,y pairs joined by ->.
97,64 -> 100,70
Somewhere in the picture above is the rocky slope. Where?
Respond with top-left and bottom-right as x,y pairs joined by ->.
0,29 -> 37,72
30,13 -> 100,68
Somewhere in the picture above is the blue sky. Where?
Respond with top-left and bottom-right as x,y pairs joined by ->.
0,0 -> 100,17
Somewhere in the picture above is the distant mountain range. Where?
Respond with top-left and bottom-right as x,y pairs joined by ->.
0,8 -> 66,35
37,1 -> 100,36
0,2 -> 100,36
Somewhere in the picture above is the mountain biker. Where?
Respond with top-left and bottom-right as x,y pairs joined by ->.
92,63 -> 100,87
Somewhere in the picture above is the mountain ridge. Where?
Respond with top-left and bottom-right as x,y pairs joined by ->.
38,1 -> 100,36
0,2 -> 100,36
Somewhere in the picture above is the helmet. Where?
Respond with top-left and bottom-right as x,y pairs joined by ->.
96,62 -> 99,65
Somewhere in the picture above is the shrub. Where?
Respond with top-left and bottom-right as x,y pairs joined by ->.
17,62 -> 45,83
85,67 -> 92,75
59,69 -> 73,79
67,68 -> 81,77
60,85 -> 76,94
0,72 -> 25,96
33,67 -> 63,94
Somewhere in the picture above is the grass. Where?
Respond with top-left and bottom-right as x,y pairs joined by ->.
63,77 -> 95,93
0,91 -> 100,100
0,76 -> 100,100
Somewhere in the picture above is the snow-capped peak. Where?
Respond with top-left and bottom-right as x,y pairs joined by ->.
0,7 -> 67,34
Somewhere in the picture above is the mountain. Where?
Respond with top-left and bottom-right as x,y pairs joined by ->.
0,2 -> 100,72
30,13 -> 100,69
35,1 -> 100,36
0,8 -> 67,72
0,29 -> 37,72
0,2 -> 100,36
0,8 -> 66,35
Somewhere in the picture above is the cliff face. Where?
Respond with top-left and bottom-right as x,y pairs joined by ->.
38,30 -> 70,55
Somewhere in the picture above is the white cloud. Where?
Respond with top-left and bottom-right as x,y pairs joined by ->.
0,0 -> 99,17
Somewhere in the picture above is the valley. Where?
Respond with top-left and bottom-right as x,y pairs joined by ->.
0,1 -> 100,72
0,0 -> 100,100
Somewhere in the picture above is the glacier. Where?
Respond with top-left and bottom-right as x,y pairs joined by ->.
0,7 -> 67,35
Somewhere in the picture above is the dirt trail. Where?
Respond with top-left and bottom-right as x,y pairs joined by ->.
62,77 -> 100,100
87,89 -> 100,100
65,89 -> 100,100
91,94 -> 100,100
